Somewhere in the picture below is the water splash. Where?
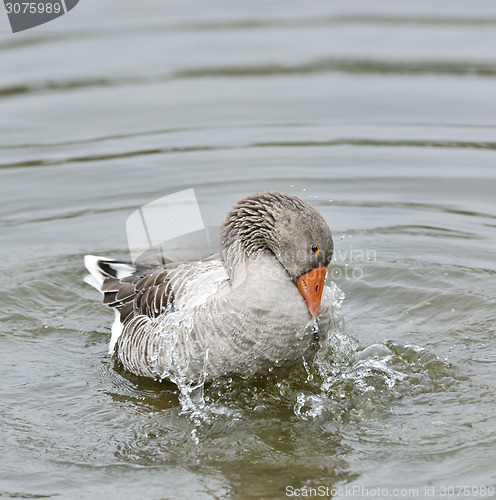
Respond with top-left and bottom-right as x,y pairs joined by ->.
293,299 -> 458,422
156,280 -> 456,426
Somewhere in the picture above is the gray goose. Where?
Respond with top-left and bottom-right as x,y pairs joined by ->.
84,191 -> 334,384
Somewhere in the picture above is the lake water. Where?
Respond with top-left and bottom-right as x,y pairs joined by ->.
1,1 -> 496,499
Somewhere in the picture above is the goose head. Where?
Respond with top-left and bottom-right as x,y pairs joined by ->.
221,191 -> 334,317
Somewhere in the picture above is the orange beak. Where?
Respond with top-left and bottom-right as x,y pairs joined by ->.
297,266 -> 328,317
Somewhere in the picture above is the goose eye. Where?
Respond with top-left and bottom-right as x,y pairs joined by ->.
311,244 -> 320,255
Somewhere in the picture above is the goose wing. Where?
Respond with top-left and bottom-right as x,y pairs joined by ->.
84,254 -> 222,325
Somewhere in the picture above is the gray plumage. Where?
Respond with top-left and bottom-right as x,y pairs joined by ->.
85,191 -> 334,385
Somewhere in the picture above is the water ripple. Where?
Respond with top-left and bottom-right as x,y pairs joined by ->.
3,57 -> 496,100
2,138 -> 496,171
